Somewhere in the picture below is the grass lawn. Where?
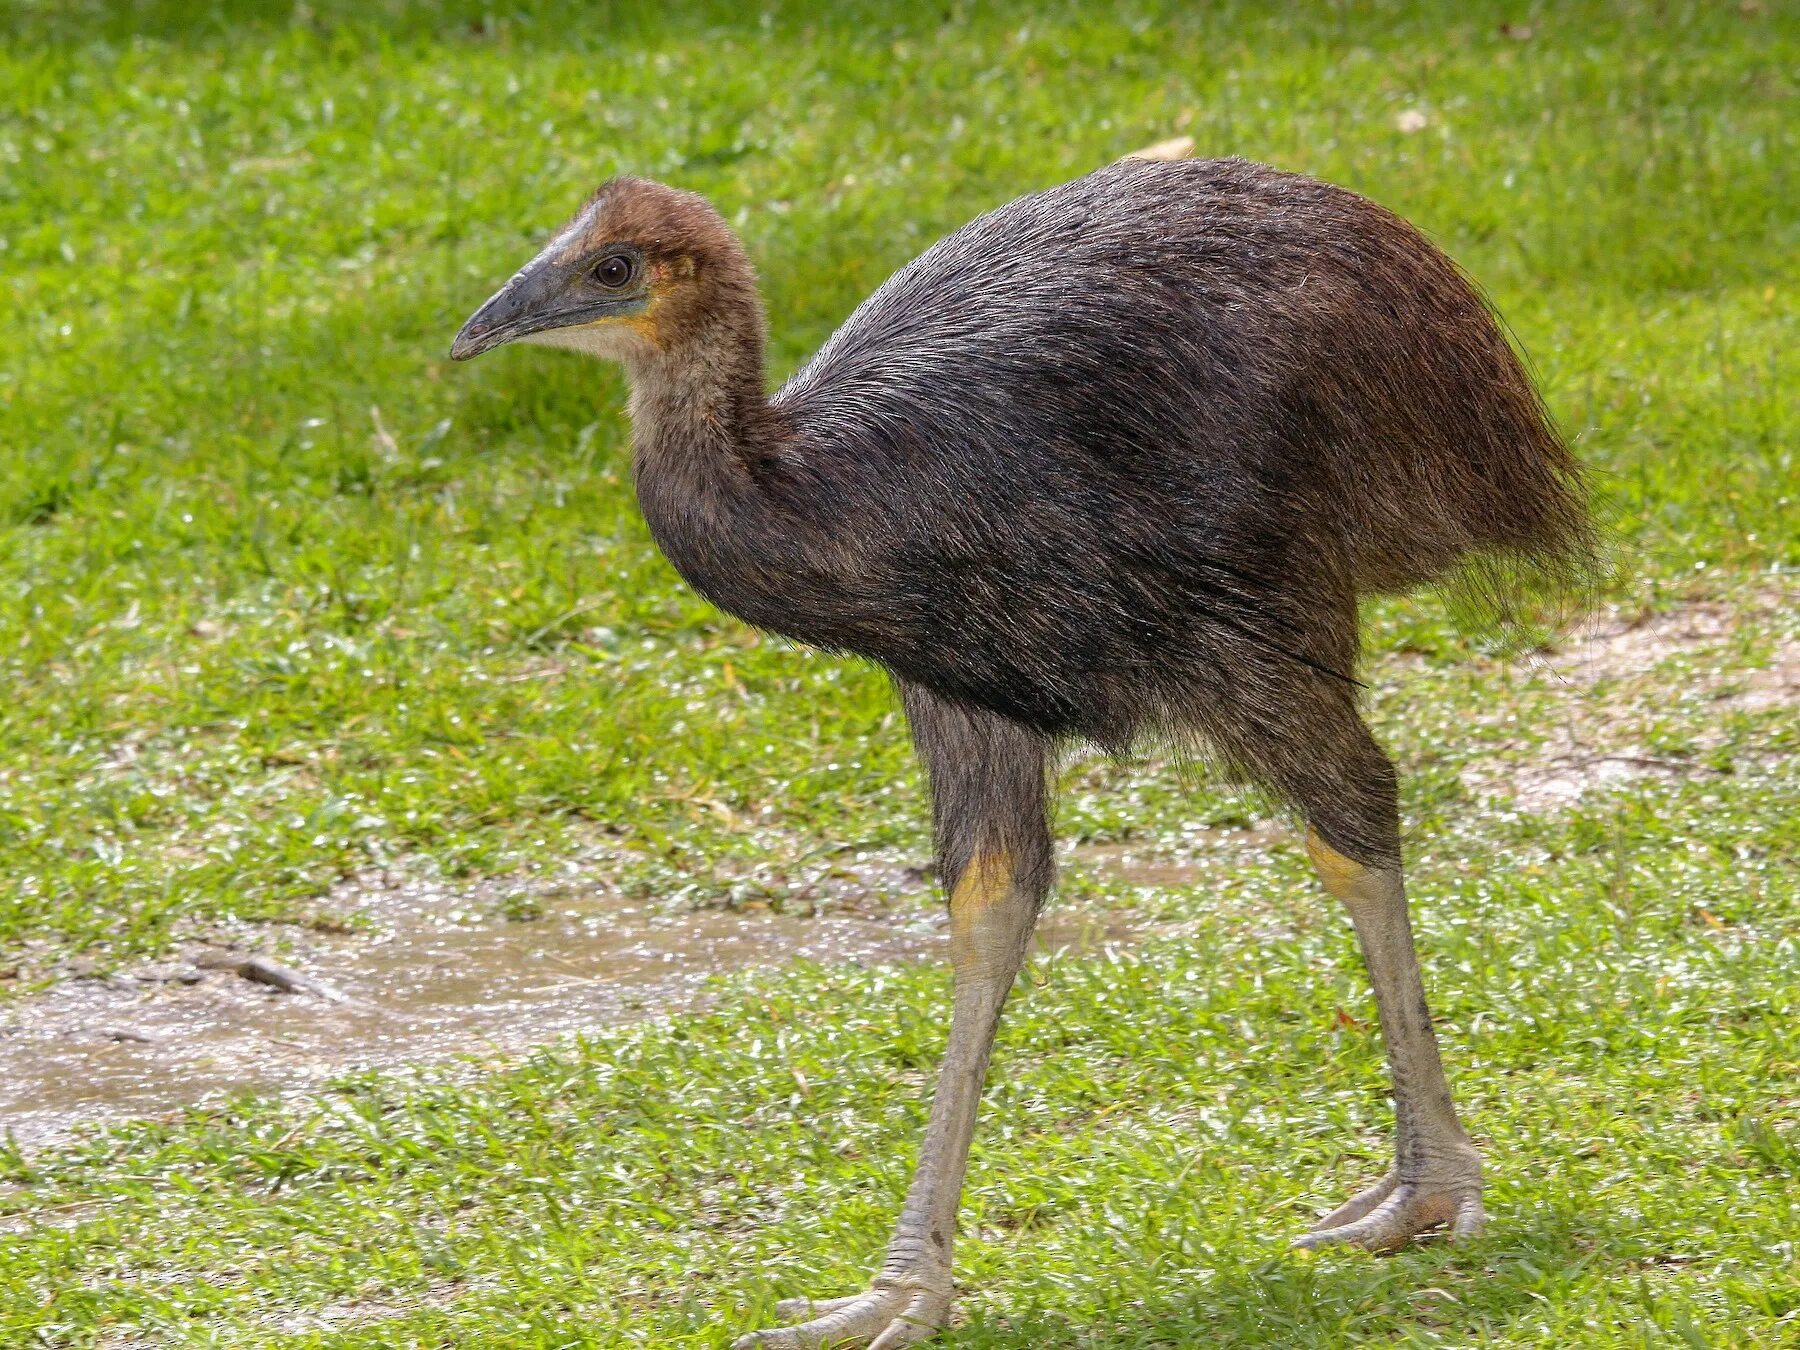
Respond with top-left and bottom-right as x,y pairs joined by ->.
1,0 -> 1796,1344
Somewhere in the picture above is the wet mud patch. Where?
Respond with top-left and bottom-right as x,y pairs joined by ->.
0,844 -> 1166,1148
0,857 -> 944,1148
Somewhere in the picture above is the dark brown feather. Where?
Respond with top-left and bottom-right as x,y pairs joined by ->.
547,160 -> 1597,864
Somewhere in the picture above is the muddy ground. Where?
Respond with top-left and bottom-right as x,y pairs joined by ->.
0,845 -> 1203,1148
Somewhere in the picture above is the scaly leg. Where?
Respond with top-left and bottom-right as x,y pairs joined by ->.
736,691 -> 1050,1349
1295,828 -> 1485,1250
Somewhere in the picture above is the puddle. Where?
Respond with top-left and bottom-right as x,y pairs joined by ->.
1069,843 -> 1216,888
0,856 -> 1153,1149
0,867 -> 943,1148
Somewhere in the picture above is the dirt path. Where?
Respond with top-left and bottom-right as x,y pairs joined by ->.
1459,587 -> 1799,808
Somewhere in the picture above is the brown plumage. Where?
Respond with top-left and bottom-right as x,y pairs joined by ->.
454,157 -> 1593,1347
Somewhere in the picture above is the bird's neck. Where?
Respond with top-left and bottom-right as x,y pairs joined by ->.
626,341 -> 777,471
623,327 -> 798,619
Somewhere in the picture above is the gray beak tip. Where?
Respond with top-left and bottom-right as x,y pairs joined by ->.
449,325 -> 488,362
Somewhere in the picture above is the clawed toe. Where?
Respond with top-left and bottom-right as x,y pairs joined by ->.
1294,1166 -> 1485,1253
736,1284 -> 949,1350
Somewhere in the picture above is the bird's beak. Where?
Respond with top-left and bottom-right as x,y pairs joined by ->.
451,251 -> 639,361
451,252 -> 566,361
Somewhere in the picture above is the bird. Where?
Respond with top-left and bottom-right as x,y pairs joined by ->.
451,155 -> 1593,1349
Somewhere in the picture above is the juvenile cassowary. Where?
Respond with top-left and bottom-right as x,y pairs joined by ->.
452,156 -> 1593,1349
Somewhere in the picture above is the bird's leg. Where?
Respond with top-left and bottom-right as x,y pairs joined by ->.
1295,828 -> 1485,1251
737,691 -> 1049,1350
735,851 -> 1039,1349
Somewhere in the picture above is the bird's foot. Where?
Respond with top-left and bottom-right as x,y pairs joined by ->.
733,1278 -> 950,1350
1293,1144 -> 1485,1252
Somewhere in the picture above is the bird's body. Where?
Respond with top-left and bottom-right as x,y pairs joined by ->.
454,156 -> 1593,1348
625,157 -> 1586,861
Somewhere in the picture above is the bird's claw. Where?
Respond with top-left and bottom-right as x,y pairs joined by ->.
1293,1156 -> 1485,1252
734,1281 -> 950,1350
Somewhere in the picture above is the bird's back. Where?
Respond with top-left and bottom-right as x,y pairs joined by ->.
760,158 -> 1590,742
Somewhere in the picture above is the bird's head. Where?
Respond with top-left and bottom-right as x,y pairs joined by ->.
450,176 -> 756,367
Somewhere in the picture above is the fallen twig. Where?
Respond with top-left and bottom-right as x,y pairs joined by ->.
195,952 -> 349,1003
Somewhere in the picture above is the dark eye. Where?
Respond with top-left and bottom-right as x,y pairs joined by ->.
595,254 -> 634,289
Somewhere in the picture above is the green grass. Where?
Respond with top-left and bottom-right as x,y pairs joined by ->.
4,754 -> 1798,1345
2,0 -> 1795,964
1,0 -> 1797,1344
